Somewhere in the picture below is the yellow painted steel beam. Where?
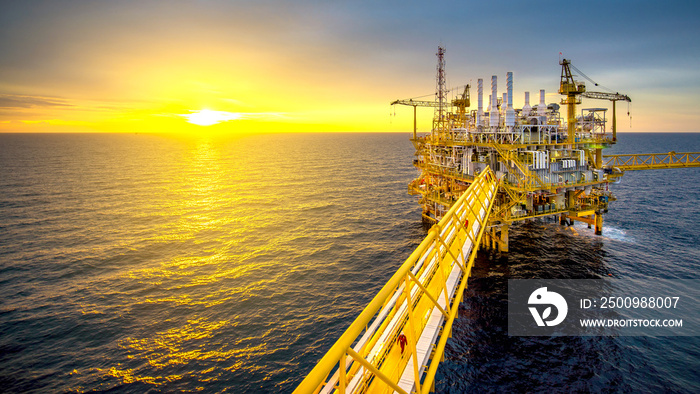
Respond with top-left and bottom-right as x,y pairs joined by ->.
419,140 -> 614,149
565,214 -> 595,226
346,348 -> 408,394
407,270 -> 449,319
502,208 -> 569,223
294,168 -> 499,394
413,157 -> 615,195
603,152 -> 700,171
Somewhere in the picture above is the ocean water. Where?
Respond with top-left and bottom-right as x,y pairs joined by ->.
0,132 -> 698,393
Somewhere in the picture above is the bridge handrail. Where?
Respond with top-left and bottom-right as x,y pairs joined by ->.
294,167 -> 498,394
603,152 -> 700,170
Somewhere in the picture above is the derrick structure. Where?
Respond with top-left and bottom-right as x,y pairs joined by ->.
396,49 -> 639,251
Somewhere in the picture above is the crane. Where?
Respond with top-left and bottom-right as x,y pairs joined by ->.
390,99 -> 441,140
560,58 -> 631,168
580,91 -> 631,142
451,84 -> 471,112
559,58 -> 586,144
391,85 -> 470,140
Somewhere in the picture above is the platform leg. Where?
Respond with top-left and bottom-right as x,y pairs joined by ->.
499,225 -> 509,253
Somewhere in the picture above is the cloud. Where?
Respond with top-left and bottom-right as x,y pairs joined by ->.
0,94 -> 73,109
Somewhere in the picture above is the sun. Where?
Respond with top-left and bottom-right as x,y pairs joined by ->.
181,109 -> 241,126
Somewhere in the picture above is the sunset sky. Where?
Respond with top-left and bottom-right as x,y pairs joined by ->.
1,0 -> 698,134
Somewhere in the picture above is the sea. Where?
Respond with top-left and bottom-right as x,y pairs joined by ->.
0,132 -> 698,393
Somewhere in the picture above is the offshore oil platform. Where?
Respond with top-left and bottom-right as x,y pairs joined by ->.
295,48 -> 699,394
393,46 -> 696,252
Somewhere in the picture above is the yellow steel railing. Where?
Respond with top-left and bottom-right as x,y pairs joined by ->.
603,152 -> 700,171
294,167 -> 499,394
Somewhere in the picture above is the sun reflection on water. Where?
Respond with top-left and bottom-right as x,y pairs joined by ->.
101,138 -> 253,387
121,318 -> 232,367
1,133 -> 422,392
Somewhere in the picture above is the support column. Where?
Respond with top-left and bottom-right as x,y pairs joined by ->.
413,105 -> 417,140
567,96 -> 576,144
612,100 -> 617,142
499,225 -> 509,253
594,212 -> 603,235
595,148 -> 602,169
566,190 -> 575,209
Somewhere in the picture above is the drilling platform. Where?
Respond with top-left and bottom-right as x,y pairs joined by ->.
294,48 -> 699,394
395,46 -> 636,252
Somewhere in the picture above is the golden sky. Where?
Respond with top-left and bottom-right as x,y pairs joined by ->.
1,1 -> 699,134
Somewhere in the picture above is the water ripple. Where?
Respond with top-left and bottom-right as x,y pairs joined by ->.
1,133 -> 698,393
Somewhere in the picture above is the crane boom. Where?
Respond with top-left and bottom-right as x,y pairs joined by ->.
581,91 -> 631,102
580,91 -> 631,143
392,85 -> 470,139
560,58 -> 631,145
391,99 -> 443,139
390,99 -> 442,107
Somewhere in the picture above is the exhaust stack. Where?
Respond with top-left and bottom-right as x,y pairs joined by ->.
477,78 -> 484,127
490,76 -> 499,128
538,89 -> 547,116
505,72 -> 515,127
522,91 -> 531,116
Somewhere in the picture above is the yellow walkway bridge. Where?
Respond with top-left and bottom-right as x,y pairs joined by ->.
604,152 -> 700,171
294,168 -> 499,394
